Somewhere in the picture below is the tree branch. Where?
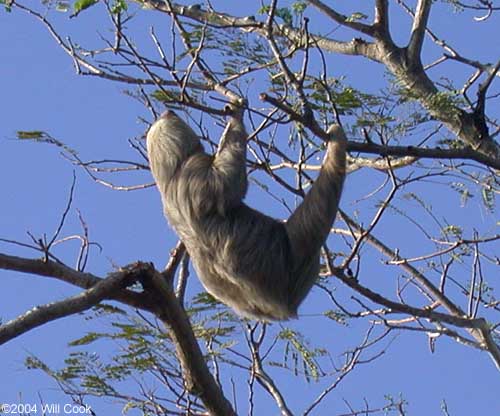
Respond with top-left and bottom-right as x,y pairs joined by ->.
143,0 -> 379,59
333,213 -> 500,370
408,0 -> 432,62
0,266 -> 134,344
0,252 -> 152,310
348,140 -> 500,169
1,250 -> 237,413
146,0 -> 499,160
306,0 -> 375,36
247,325 -> 293,416
141,264 -> 237,416
261,92 -> 500,169
374,0 -> 389,35
331,265 -> 482,329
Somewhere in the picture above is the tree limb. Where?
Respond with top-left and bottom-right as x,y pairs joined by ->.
145,0 -> 499,160
306,0 -> 375,36
374,0 -> 389,35
333,213 -> 500,370
0,252 -> 152,310
408,0 -> 432,62
141,264 -> 237,416
1,251 -> 237,414
0,266 -> 134,344
261,92 -> 500,169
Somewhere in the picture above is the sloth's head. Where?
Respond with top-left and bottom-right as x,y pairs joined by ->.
148,110 -> 203,155
326,124 -> 347,144
147,110 -> 204,191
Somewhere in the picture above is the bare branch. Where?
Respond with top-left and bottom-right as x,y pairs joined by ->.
306,0 -> 375,36
333,213 -> 500,370
388,234 -> 500,265
247,325 -> 293,416
162,0 -> 244,106
331,264 -> 482,329
0,266 -> 132,344
475,57 -> 500,121
46,172 -> 76,255
143,0 -> 379,59
141,263 -> 237,416
374,0 -> 389,34
338,211 -> 466,318
0,252 -> 151,310
408,0 -> 432,62
261,92 -> 500,169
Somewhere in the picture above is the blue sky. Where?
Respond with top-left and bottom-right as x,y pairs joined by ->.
1,1 -> 499,414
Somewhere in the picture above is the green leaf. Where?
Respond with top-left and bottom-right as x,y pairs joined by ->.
442,225 -> 463,239
324,310 -> 348,325
346,12 -> 368,22
278,328 -> 321,381
258,5 -> 271,14
17,130 -> 46,139
451,182 -> 473,207
16,130 -> 79,157
257,5 -> 293,25
0,0 -> 13,13
277,7 -> 293,25
481,178 -> 495,212
111,0 -> 127,14
292,1 -> 307,14
73,0 -> 99,15
151,89 -> 184,104
69,332 -> 106,346
56,1 -> 70,12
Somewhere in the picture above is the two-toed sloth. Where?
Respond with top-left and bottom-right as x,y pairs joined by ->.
147,107 -> 346,320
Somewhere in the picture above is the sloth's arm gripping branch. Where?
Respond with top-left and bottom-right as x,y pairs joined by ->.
211,113 -> 249,211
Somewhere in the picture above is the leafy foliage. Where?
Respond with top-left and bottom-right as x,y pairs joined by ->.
73,0 -> 98,15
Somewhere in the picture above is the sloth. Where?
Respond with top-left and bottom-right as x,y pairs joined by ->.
147,107 -> 346,320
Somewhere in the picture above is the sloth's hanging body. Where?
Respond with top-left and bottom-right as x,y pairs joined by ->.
147,109 -> 347,320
